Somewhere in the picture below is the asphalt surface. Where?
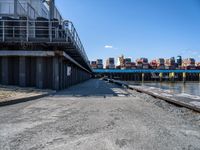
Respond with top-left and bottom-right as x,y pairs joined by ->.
0,79 -> 200,150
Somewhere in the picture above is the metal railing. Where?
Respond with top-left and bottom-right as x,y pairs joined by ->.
63,20 -> 89,63
0,19 -> 89,66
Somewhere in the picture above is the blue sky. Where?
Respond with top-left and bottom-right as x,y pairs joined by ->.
56,0 -> 200,62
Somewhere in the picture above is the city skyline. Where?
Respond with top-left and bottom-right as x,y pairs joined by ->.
90,55 -> 200,64
90,55 -> 199,67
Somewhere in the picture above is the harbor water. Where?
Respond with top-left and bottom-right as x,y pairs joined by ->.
128,82 -> 200,96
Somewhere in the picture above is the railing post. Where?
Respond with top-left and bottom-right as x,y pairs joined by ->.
3,21 -> 5,42
13,27 -> 15,38
65,29 -> 68,42
64,21 -> 68,42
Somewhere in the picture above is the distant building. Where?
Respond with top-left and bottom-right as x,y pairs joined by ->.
157,58 -> 165,69
116,55 -> 125,69
165,57 -> 176,69
96,59 -> 103,69
136,58 -> 149,69
106,58 -> 115,69
90,61 -> 97,69
182,58 -> 196,70
196,62 -> 200,69
176,56 -> 182,68
150,60 -> 157,69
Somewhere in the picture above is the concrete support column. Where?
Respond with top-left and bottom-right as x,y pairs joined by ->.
170,72 -> 175,82
59,58 -> 63,89
159,73 -> 163,82
63,63 -> 66,88
76,68 -> 79,83
72,67 -> 74,84
199,73 -> 200,82
52,57 -> 60,90
74,67 -> 76,84
142,73 -> 145,82
1,57 -> 9,85
36,57 -> 44,89
67,65 -> 71,87
65,64 -> 68,88
183,73 -> 186,83
19,56 -> 26,87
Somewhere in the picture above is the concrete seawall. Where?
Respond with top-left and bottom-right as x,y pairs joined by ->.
104,78 -> 200,113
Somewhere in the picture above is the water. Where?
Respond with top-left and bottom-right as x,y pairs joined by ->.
128,82 -> 200,96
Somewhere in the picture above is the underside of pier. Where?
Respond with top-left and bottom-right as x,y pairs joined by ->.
0,50 -> 91,90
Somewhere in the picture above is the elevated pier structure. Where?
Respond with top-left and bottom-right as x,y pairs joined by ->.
94,69 -> 200,82
0,0 -> 92,90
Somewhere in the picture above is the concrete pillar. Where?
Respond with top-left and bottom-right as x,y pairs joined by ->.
1,57 -> 9,85
72,67 -> 74,84
170,72 -> 175,82
63,63 -> 66,88
183,72 -> 186,83
19,56 -> 26,87
65,64 -> 68,88
199,73 -> 200,82
52,57 -> 59,90
59,58 -> 63,90
159,73 -> 163,82
142,73 -> 145,82
0,57 -> 2,84
36,57 -> 44,89
75,67 -> 77,84
68,65 -> 72,87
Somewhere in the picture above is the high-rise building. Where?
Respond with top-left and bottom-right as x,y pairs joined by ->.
177,56 -> 182,67
182,58 -> 196,69
106,58 -> 115,69
90,61 -> 97,69
136,58 -> 149,69
96,59 -> 103,69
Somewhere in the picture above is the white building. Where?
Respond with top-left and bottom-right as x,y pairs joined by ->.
0,0 -> 62,20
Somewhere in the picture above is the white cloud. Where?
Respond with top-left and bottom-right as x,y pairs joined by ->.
104,45 -> 113,49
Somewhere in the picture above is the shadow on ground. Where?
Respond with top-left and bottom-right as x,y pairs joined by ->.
55,79 -> 124,97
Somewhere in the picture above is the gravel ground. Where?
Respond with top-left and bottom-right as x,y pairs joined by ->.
0,79 -> 200,150
127,88 -> 200,125
0,85 -> 53,102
